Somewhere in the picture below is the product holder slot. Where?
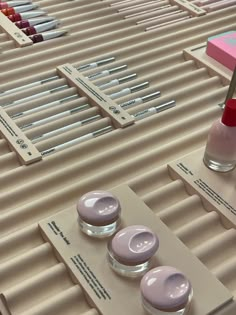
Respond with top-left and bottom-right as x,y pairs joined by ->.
183,43 -> 232,85
57,64 -> 135,128
0,12 -> 33,47
0,107 -> 42,165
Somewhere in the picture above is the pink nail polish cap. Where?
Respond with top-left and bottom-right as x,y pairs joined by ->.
141,266 -> 192,310
77,190 -> 121,226
110,225 -> 159,265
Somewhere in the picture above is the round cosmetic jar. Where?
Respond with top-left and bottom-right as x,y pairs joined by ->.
107,225 -> 159,277
140,266 -> 193,315
77,190 -> 121,238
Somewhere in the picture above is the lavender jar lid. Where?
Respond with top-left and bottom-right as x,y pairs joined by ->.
77,190 -> 121,226
110,225 -> 159,265
140,266 -> 192,310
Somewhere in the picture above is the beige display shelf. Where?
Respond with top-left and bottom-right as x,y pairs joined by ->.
0,1 -> 236,315
38,185 -> 233,315
183,43 -> 233,85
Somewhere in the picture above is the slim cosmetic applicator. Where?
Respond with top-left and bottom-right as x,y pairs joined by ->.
1,4 -> 38,16
15,16 -> 56,29
0,57 -> 116,96
22,20 -> 60,35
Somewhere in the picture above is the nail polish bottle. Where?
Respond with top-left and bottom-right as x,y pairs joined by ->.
107,225 -> 159,277
203,99 -> 236,172
140,266 -> 192,315
77,190 -> 121,238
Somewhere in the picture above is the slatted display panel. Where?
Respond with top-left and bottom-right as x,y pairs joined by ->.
0,0 -> 236,314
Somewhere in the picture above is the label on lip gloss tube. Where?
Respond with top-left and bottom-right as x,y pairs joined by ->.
57,64 -> 135,128
170,0 -> 206,16
0,107 -> 42,165
168,148 -> 236,229
36,185 -> 233,315
0,12 -> 33,47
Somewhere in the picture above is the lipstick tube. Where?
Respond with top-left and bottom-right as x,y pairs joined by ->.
0,1 -> 31,9
22,20 -> 60,36
8,10 -> 46,22
15,17 -> 55,29
1,4 -> 38,16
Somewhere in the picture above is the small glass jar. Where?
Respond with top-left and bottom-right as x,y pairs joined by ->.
107,225 -> 159,277
77,190 -> 121,238
140,266 -> 193,315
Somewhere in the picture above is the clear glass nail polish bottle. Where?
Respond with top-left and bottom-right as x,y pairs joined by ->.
140,266 -> 193,315
203,99 -> 236,172
77,190 -> 121,238
107,225 -> 159,277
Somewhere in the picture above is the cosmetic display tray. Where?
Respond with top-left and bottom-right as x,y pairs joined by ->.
168,148 -> 236,228
35,185 -> 232,315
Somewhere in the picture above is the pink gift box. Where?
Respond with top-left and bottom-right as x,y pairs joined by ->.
206,31 -> 236,71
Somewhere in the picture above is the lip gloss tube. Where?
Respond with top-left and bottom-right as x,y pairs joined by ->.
29,29 -> 68,44
0,76 -> 59,97
15,17 -> 56,29
146,16 -> 191,31
98,73 -> 137,90
22,20 -> 60,36
2,85 -> 68,108
132,100 -> 176,120
141,266 -> 192,314
8,10 -> 46,22
107,225 -> 159,277
120,91 -> 161,109
1,4 -> 38,16
11,95 -> 78,120
77,191 -> 121,238
40,126 -> 113,156
0,1 -> 31,9
0,58 -> 115,96
31,114 -> 100,143
25,104 -> 89,129
77,57 -> 115,71
109,81 -> 149,100
87,65 -> 127,81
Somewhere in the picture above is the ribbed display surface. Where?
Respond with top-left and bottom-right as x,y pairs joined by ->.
0,1 -> 236,314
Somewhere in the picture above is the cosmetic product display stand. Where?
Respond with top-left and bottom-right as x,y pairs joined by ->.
1,1 -> 236,315
0,12 -> 33,47
34,185 -> 234,315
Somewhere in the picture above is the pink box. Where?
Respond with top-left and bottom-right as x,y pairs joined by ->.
206,31 -> 236,71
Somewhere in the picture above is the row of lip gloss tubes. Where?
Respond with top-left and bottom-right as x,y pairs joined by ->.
108,0 -> 236,14
107,0 -> 193,31
0,57 -> 175,157
0,0 -> 67,46
190,0 -> 236,12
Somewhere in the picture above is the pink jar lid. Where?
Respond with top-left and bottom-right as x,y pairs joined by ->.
77,190 -> 121,226
110,225 -> 159,265
141,266 -> 191,310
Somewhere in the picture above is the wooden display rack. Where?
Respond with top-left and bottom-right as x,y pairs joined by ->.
0,12 -> 33,48
183,43 -> 233,85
